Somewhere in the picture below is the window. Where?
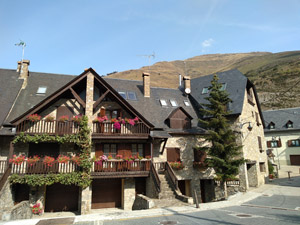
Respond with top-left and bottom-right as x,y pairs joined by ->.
183,100 -> 190,106
269,122 -> 275,129
132,144 -> 143,157
259,162 -> 266,172
255,112 -> 261,126
36,86 -> 47,95
288,139 -> 300,147
286,121 -> 293,128
160,99 -> 167,106
267,139 -> 282,148
258,136 -> 262,151
103,144 -> 117,157
220,83 -> 227,91
118,91 -> 127,99
193,148 -> 206,162
170,100 -> 178,107
127,92 -> 137,100
202,87 -> 209,94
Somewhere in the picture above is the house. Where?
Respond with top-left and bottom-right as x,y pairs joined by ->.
0,60 -> 268,216
263,107 -> 300,166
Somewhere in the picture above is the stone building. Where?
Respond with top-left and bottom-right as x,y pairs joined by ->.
263,107 -> 300,166
0,60 -> 268,217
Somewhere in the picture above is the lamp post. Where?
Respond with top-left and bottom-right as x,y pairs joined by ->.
272,136 -> 281,170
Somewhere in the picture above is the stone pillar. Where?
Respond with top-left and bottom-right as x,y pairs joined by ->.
85,72 -> 94,129
123,178 -> 135,210
143,73 -> 150,98
191,178 -> 201,204
239,163 -> 249,191
80,186 -> 92,214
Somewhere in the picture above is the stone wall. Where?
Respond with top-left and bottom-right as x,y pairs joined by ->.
123,178 -> 135,210
10,201 -> 32,221
0,136 -> 12,160
146,174 -> 159,198
0,180 -> 14,220
132,194 -> 154,210
80,185 -> 92,215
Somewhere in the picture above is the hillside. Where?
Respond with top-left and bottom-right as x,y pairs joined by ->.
106,51 -> 300,110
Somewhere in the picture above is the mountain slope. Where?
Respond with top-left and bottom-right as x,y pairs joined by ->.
106,51 -> 300,110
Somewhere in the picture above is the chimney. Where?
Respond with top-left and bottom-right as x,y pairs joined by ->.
143,72 -> 150,97
18,60 -> 30,89
183,76 -> 191,94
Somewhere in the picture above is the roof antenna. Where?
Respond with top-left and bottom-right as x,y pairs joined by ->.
137,52 -> 155,72
15,40 -> 26,62
183,60 -> 187,76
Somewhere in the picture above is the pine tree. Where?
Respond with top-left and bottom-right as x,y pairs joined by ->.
197,74 -> 245,197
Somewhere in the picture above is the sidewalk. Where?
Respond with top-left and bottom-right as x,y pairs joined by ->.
2,169 -> 300,225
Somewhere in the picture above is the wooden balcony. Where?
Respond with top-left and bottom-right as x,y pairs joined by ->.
16,120 -> 80,135
0,160 -> 8,174
91,160 -> 151,178
92,122 -> 150,138
11,160 -> 80,174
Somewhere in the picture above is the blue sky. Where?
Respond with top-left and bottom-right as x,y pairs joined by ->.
0,0 -> 300,76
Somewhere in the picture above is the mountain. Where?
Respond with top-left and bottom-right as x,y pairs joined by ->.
106,51 -> 300,110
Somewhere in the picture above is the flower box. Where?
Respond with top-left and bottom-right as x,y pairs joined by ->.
9,155 -> 26,165
43,156 -> 55,167
58,115 -> 69,122
57,155 -> 70,164
27,114 -> 41,122
45,116 -> 54,122
169,161 -> 184,170
27,156 -> 40,166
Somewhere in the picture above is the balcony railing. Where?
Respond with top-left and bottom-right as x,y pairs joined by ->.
92,122 -> 150,136
16,120 -> 80,135
0,160 -> 8,174
91,160 -> 151,178
11,160 -> 80,174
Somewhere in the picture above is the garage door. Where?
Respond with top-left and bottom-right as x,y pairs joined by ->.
45,183 -> 79,212
290,155 -> 300,165
92,179 -> 121,209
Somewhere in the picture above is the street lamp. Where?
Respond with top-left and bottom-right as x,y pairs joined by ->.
272,136 -> 281,170
240,122 -> 253,131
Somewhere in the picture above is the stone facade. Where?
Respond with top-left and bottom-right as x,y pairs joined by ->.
123,178 -> 135,210
80,186 -> 92,214
0,181 -> 14,220
10,201 -> 32,221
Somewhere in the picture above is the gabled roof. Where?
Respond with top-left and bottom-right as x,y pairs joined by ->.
0,69 -> 23,125
9,69 -> 154,128
263,107 -> 300,132
167,107 -> 193,120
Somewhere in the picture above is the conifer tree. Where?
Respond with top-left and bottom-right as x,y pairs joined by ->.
197,74 -> 245,197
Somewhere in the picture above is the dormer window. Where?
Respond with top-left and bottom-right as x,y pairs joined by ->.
286,121 -> 293,128
160,99 -> 167,106
36,86 -> 47,95
167,107 -> 192,130
220,83 -> 227,91
269,122 -> 275,129
170,100 -> 178,107
202,87 -> 209,94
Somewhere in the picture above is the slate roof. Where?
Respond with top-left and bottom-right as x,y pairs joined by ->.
0,69 -> 23,125
190,69 -> 247,116
5,72 -> 75,123
263,107 -> 300,132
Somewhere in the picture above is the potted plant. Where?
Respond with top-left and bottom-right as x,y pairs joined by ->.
43,156 -> 55,167
169,161 -> 184,170
45,115 -> 54,122
9,154 -> 26,165
57,155 -> 70,164
27,155 -> 40,166
31,202 -> 43,215
27,114 -> 41,122
58,115 -> 69,122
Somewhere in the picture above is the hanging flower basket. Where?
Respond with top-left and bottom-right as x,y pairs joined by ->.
9,155 -> 26,165
27,114 -> 41,122
43,156 -> 55,167
27,155 -> 40,166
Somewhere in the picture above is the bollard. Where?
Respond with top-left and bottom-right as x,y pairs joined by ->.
194,189 -> 199,208
287,171 -> 292,180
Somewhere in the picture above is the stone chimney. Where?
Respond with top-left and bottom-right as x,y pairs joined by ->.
183,76 -> 191,94
18,60 -> 30,89
143,72 -> 150,97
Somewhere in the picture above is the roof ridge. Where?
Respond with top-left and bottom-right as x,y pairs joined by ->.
263,107 -> 300,112
104,77 -> 142,82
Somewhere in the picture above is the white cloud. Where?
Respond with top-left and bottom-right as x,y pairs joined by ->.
202,38 -> 214,48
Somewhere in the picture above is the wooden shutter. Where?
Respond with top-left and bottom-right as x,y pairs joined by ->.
258,136 -> 262,150
266,141 -> 271,148
277,138 -> 282,147
118,144 -> 131,158
167,148 -> 180,162
255,112 -> 260,125
95,144 -> 103,158
288,140 -> 292,147
144,143 -> 151,158
193,149 -> 206,162
56,106 -> 74,120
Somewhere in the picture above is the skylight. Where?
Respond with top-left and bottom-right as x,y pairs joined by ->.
127,92 -> 137,100
220,83 -> 227,91
184,100 -> 190,106
160,99 -> 167,106
118,91 -> 127,99
36,86 -> 47,94
170,100 -> 178,107
202,87 -> 209,94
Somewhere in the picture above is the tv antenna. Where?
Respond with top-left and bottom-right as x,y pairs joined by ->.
15,40 -> 26,62
137,52 -> 155,72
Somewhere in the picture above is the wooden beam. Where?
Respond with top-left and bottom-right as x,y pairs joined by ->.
93,90 -> 109,110
160,138 -> 168,155
70,87 -> 86,108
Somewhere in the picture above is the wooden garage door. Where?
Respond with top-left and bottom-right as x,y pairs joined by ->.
45,183 -> 79,212
290,155 -> 300,165
92,179 -> 121,209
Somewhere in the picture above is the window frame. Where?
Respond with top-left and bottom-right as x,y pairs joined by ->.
170,99 -> 178,107
36,86 -> 47,95
160,99 -> 168,106
183,100 -> 190,106
202,87 -> 209,94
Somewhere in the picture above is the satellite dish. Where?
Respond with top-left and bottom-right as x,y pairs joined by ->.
185,88 -> 191,94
